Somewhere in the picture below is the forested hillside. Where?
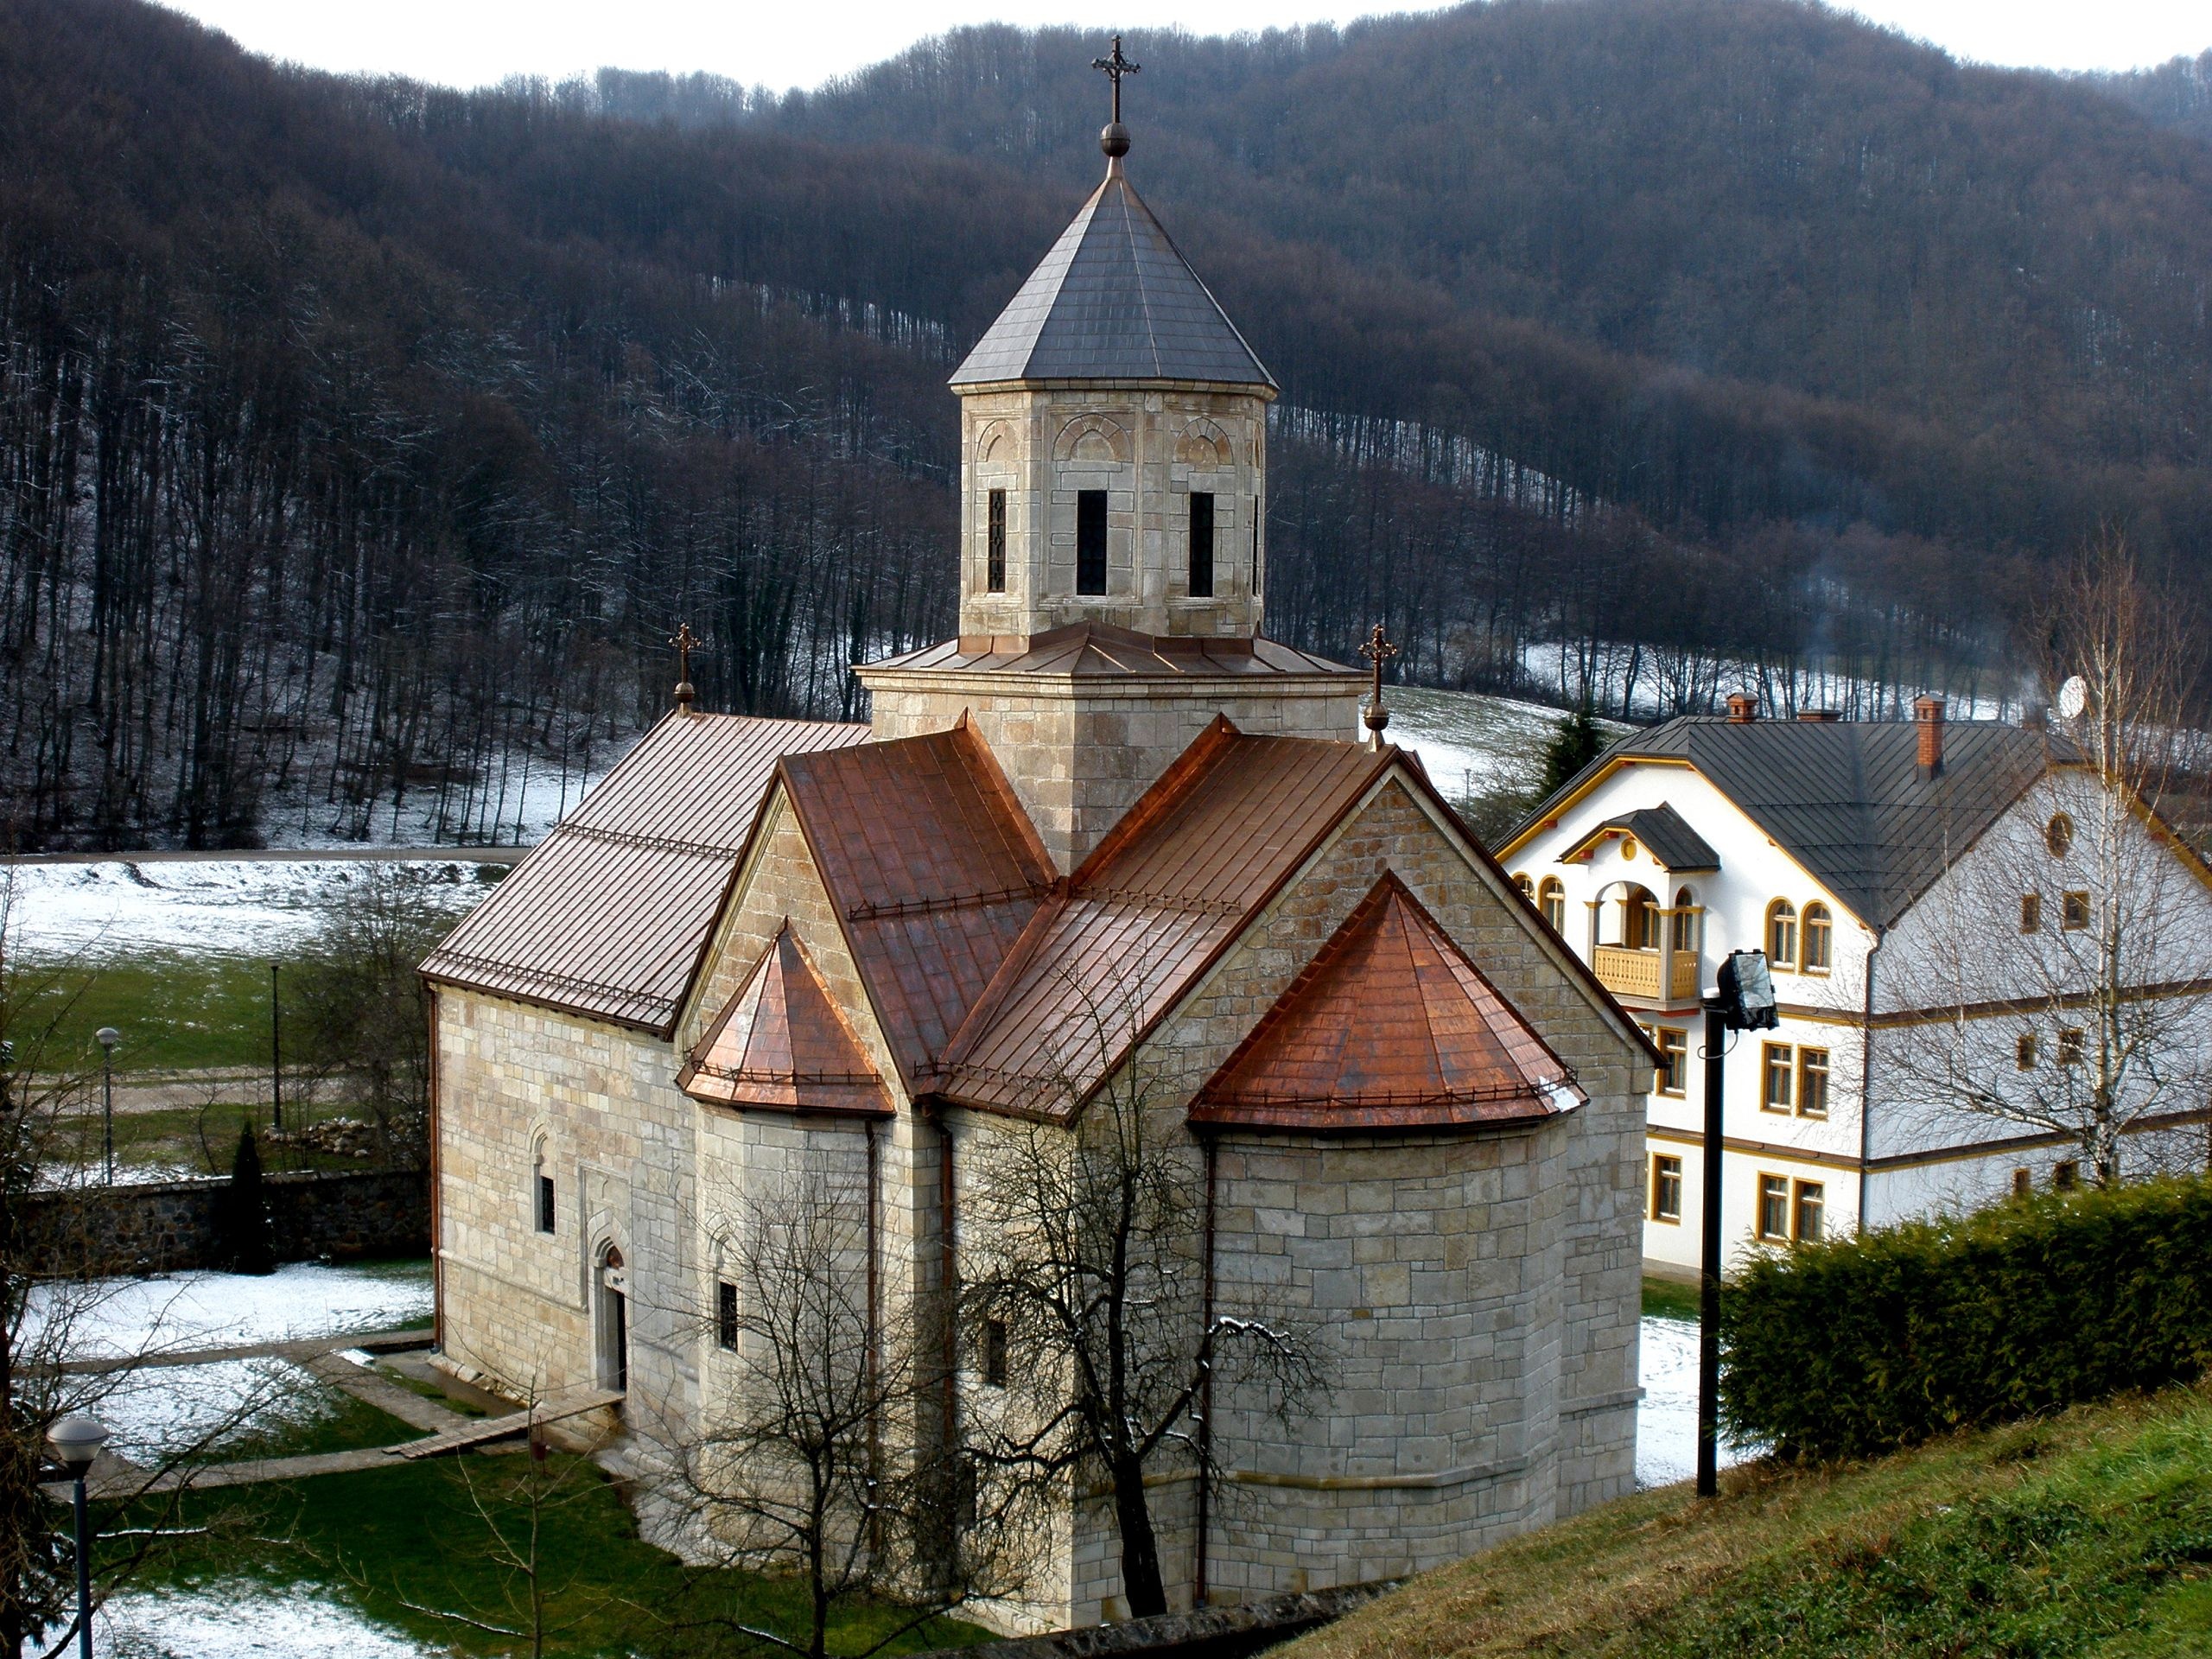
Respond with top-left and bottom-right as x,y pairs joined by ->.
2,0 -> 2209,848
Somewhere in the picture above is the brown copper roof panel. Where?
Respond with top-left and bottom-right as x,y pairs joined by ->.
779,720 -> 1057,1091
677,925 -> 891,1116
936,721 -> 1395,1115
421,713 -> 871,1031
1192,873 -> 1582,1134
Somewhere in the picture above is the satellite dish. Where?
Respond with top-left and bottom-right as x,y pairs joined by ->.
2056,676 -> 2088,721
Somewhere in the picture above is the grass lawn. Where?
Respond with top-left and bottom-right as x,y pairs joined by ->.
44,1098 -> 373,1179
1641,1275 -> 1700,1323
1288,1379 -> 2212,1659
127,1453 -> 989,1658
224,1378 -> 421,1461
10,950 -> 276,1074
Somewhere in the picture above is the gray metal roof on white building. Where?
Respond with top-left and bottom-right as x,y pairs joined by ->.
949,165 -> 1275,391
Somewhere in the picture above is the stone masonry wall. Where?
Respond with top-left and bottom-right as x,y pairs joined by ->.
21,1168 -> 428,1276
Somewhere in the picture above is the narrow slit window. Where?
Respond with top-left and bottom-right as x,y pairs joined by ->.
986,488 -> 1007,593
535,1153 -> 556,1236
716,1281 -> 739,1351
1076,490 -> 1109,595
1188,491 -> 1215,597
982,1318 -> 1008,1388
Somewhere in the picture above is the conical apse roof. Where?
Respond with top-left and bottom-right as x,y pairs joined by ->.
950,167 -> 1275,391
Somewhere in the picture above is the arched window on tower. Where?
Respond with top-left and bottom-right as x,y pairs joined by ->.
531,1135 -> 555,1236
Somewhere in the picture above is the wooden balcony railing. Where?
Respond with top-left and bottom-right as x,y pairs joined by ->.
1593,945 -> 1699,1004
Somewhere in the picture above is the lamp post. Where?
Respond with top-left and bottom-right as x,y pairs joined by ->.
1697,949 -> 1777,1498
48,1412 -> 109,1659
94,1028 -> 119,1185
268,961 -> 283,1136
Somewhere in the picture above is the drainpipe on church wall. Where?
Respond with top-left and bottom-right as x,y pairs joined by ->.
427,986 -> 443,1352
866,1119 -> 883,1557
1195,1135 -> 1218,1607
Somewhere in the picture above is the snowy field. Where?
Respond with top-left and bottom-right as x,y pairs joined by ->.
1388,686 -> 1630,799
1637,1313 -> 1758,1488
98,1585 -> 452,1659
3,859 -> 493,961
25,1259 -> 433,1361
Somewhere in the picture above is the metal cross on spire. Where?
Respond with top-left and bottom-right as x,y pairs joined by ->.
1093,34 -> 1139,158
1359,622 -> 1399,751
671,622 -> 702,714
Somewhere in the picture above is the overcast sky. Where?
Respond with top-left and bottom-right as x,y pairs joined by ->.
153,1 -> 2209,93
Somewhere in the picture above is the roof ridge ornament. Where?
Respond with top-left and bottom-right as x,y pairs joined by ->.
1360,623 -> 1398,750
1092,33 -> 1139,162
671,622 -> 702,714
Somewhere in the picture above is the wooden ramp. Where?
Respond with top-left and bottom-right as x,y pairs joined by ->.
387,1388 -> 622,1459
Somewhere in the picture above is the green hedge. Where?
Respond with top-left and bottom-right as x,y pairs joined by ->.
1719,1176 -> 2212,1460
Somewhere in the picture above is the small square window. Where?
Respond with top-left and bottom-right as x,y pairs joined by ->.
982,1318 -> 1008,1388
2019,893 -> 2042,933
2053,1160 -> 2079,1192
2016,1032 -> 2039,1071
2057,1027 -> 2086,1066
1762,1043 -> 1794,1113
2062,891 -> 2091,931
1651,1154 -> 1683,1223
2012,1166 -> 2033,1198
1793,1179 -> 1825,1242
1757,1173 -> 1790,1241
716,1281 -> 739,1351
1797,1048 -> 1830,1118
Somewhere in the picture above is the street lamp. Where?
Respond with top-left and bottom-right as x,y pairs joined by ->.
48,1412 -> 108,1659
94,1029 -> 120,1186
1696,950 -> 1777,1499
269,962 -> 283,1136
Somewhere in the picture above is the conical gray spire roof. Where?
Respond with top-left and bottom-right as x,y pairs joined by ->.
950,165 -> 1275,391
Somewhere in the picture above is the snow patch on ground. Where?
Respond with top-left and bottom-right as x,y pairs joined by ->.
1388,686 -> 1631,798
1637,1314 -> 1758,1489
91,1357 -> 347,1463
99,1584 -> 450,1659
25,1260 -> 433,1362
3,859 -> 492,960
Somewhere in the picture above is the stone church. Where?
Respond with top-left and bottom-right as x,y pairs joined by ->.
423,92 -> 1648,1630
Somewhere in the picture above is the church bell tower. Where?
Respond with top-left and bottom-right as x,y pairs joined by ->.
859,41 -> 1362,869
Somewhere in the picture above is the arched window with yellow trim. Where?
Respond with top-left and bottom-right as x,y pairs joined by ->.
1513,872 -> 1535,902
1538,877 -> 1566,933
1767,899 -> 1798,969
1802,903 -> 1833,973
1670,886 -> 1700,954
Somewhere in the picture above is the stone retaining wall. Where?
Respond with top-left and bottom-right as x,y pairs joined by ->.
21,1168 -> 428,1274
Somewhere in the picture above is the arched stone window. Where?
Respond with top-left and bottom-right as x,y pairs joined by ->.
531,1134 -> 555,1236
1766,899 -> 1799,969
597,1243 -> 629,1394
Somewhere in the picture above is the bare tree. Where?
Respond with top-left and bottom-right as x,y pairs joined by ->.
1883,544 -> 2212,1185
957,1007 -> 1320,1621
645,1167 -> 1032,1659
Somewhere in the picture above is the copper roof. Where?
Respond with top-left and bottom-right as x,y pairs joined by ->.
948,164 -> 1275,391
933,719 -> 1395,1116
677,925 -> 891,1116
779,718 -> 1058,1093
1191,874 -> 1583,1134
421,713 -> 871,1031
864,621 -> 1352,680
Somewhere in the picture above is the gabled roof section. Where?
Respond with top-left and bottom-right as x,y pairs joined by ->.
1562,803 -> 1720,873
933,719 -> 1394,1117
677,925 -> 890,1117
779,719 -> 1058,1093
864,620 -> 1351,680
949,166 -> 1275,391
1509,716 -> 2066,930
421,713 -> 871,1032
1191,874 -> 1583,1134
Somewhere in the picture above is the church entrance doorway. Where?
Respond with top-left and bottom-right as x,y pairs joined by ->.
597,1244 -> 628,1393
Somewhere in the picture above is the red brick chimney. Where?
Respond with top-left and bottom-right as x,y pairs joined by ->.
1914,695 -> 1946,778
1726,693 -> 1758,723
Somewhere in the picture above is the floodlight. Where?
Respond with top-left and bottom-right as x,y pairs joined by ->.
1715,950 -> 1779,1032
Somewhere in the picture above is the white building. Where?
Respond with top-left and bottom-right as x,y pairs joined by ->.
1497,694 -> 2212,1273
